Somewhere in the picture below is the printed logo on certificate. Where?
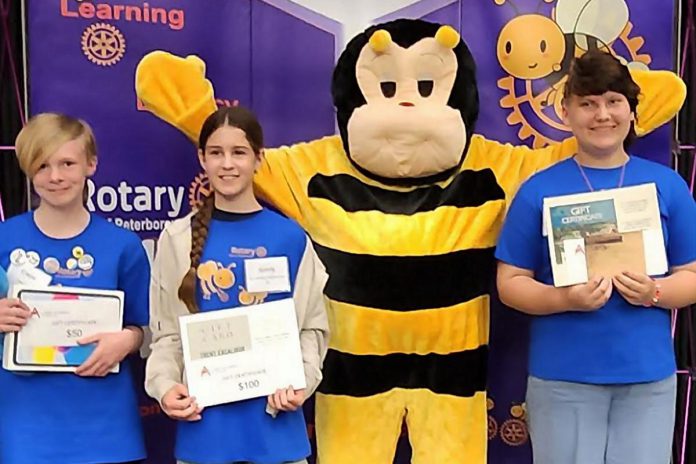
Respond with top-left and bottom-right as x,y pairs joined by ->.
2,285 -> 124,373
179,298 -> 306,408
543,183 -> 668,287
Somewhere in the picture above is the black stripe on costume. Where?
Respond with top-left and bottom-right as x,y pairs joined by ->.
307,169 -> 505,214
318,346 -> 488,397
314,244 -> 495,311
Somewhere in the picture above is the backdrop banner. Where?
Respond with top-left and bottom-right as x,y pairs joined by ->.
26,1 -> 677,462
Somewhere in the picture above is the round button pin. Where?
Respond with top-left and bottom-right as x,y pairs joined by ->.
43,257 -> 60,274
78,254 -> 94,271
25,251 -> 40,268
10,248 -> 26,265
66,258 -> 78,271
72,246 -> 85,259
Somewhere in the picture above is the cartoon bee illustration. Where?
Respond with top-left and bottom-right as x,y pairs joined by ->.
494,0 -> 651,147
196,260 -> 235,302
496,0 -> 648,115
237,286 -> 268,306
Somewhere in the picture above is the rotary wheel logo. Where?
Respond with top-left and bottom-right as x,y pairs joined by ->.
488,416 -> 499,440
81,23 -> 126,67
500,403 -> 529,446
500,418 -> 528,446
487,397 -> 498,440
495,0 -> 651,148
188,172 -> 211,209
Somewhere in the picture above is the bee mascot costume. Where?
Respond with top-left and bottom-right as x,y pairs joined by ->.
136,19 -> 684,464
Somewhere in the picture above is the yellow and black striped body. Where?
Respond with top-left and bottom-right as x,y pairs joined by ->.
132,46 -> 685,463
255,134 -> 575,464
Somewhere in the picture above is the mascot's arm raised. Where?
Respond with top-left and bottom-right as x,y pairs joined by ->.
135,51 -> 334,225
630,69 -> 687,138
254,136 -> 343,227
471,69 -> 686,198
466,134 -> 576,201
135,51 -> 217,142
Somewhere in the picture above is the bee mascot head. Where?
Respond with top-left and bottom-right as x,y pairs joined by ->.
332,19 -> 479,185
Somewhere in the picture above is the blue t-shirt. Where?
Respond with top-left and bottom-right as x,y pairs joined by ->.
496,156 -> 696,384
175,208 -> 311,464
0,212 -> 150,464
0,266 -> 8,297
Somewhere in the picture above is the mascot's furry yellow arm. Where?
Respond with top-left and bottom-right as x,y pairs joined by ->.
136,19 -> 685,464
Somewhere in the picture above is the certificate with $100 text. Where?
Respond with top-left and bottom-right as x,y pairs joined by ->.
180,298 -> 306,407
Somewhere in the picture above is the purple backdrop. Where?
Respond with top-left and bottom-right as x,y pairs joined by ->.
26,1 -> 677,463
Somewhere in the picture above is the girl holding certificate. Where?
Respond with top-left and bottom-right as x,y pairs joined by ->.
495,50 -> 696,464
0,113 -> 149,463
146,106 -> 329,464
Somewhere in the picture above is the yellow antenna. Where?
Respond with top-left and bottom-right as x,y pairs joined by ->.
493,0 -> 521,15
435,25 -> 459,49
369,30 -> 392,53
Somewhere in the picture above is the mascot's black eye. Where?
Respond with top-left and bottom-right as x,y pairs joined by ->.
418,80 -> 434,97
380,81 -> 397,98
540,40 -> 547,52
505,41 -> 512,54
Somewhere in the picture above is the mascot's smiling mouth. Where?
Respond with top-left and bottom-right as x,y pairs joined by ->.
528,63 -> 538,69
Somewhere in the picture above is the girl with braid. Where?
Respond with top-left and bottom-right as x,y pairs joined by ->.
145,106 -> 329,464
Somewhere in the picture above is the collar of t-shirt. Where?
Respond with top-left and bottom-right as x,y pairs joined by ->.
212,208 -> 263,222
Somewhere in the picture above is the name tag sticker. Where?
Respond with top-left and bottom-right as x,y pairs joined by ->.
244,257 -> 291,294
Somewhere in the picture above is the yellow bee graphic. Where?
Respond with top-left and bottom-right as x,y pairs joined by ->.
237,286 -> 268,306
495,0 -> 649,120
196,260 -> 235,302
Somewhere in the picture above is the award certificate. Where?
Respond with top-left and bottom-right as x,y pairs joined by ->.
3,285 -> 124,373
180,298 -> 306,408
